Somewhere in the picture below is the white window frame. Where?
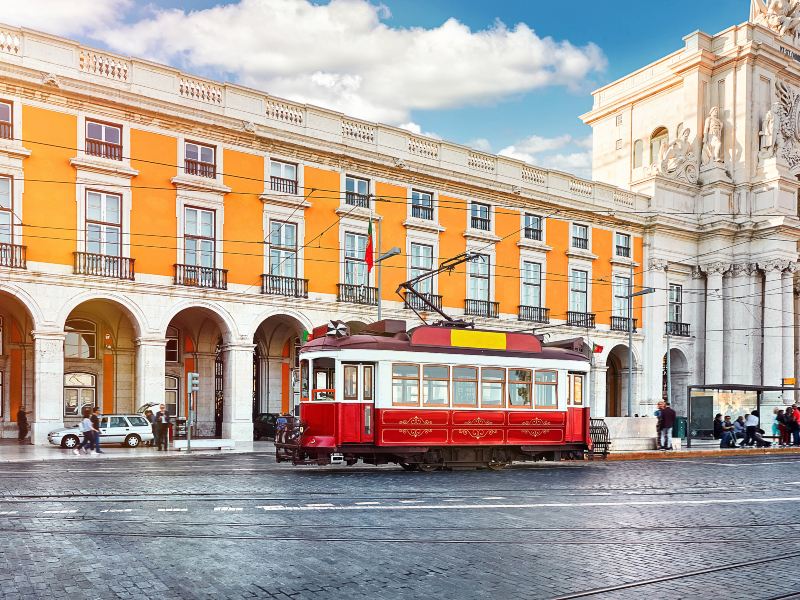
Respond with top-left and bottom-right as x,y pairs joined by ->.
669,283 -> 683,323
571,223 -> 590,250
467,252 -> 491,302
521,261 -> 543,308
409,242 -> 434,295
343,231 -> 369,287
612,274 -> 631,318
268,220 -> 298,278
469,201 -> 492,232
615,232 -> 632,258
569,268 -> 589,314
85,190 -> 122,257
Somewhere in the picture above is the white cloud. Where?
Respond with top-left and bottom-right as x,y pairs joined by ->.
498,133 -> 592,179
505,133 -> 572,155
467,138 -> 493,152
2,0 -> 130,37
398,122 -> 440,139
77,0 -> 605,124
538,151 -> 592,175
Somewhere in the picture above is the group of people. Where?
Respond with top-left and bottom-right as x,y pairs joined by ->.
774,405 -> 800,446
72,405 -> 104,456
143,404 -> 171,451
655,400 -> 677,450
712,407 -> 800,448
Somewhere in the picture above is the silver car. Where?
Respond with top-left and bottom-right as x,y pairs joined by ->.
48,415 -> 155,449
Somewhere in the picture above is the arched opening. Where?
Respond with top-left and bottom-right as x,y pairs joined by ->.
606,344 -> 634,417
649,127 -> 668,166
252,314 -> 306,419
662,347 -> 689,414
62,299 -> 141,423
0,290 -> 35,440
633,139 -> 643,169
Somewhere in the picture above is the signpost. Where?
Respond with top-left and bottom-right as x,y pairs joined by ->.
187,372 -> 200,453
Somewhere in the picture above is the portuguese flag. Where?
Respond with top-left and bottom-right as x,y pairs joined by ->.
592,343 -> 603,354
365,219 -> 374,273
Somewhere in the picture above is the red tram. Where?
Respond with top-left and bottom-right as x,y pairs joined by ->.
276,319 -> 592,470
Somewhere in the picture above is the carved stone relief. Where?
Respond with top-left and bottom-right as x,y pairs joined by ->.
751,0 -> 800,39
655,125 -> 698,184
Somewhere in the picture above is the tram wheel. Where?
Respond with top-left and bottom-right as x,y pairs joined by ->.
399,462 -> 419,472
417,463 -> 440,473
487,460 -> 511,471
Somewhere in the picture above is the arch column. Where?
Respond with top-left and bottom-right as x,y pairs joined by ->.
762,260 -> 785,389
31,331 -> 65,445
222,343 -> 255,441
590,365 -> 608,418
782,263 -> 797,400
135,337 -> 166,411
643,259 -> 668,403
704,262 -> 728,384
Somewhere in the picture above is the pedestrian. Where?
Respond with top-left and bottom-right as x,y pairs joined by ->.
91,406 -> 104,454
655,400 -> 665,447
154,403 -> 170,451
733,416 -> 746,442
74,406 -> 94,456
144,409 -> 155,447
720,416 -> 735,449
787,405 -> 800,446
742,410 -> 759,447
16,406 -> 29,444
713,413 -> 724,440
777,410 -> 790,446
659,401 -> 676,450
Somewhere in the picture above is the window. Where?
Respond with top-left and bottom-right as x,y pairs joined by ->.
86,191 -> 121,256
480,367 -> 505,407
0,101 -> 11,140
615,139 -> 623,150
423,365 -> 449,406
344,232 -> 368,286
633,140 -> 643,168
535,370 -> 558,408
185,142 -> 216,178
363,365 -> 374,401
270,160 -> 297,193
86,120 -> 122,160
669,284 -> 683,323
269,221 -> 297,278
392,364 -> 419,405
65,319 -> 96,359
467,254 -> 490,301
572,224 -> 589,249
650,127 -> 668,165
470,202 -> 490,230
508,369 -> 532,408
344,365 -> 358,400
615,114 -> 623,126
410,243 -> 434,294
453,366 -> 478,407
0,176 -> 12,244
345,176 -> 370,208
110,416 -> 129,428
129,416 -> 149,427
569,373 -> 584,406
411,190 -> 433,220
613,275 -> 630,317
569,269 -> 588,313
184,207 -> 215,267
615,233 -> 631,258
64,372 -> 96,417
523,214 -> 543,241
165,326 -> 179,363
521,261 -> 542,308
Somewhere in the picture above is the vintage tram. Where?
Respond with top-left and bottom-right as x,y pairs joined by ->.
276,318 -> 592,470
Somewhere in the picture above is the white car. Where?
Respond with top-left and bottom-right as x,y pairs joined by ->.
48,414 -> 155,449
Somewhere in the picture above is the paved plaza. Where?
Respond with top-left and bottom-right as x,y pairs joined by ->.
1,452 -> 800,599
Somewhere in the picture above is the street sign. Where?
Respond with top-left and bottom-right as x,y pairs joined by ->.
783,377 -> 796,386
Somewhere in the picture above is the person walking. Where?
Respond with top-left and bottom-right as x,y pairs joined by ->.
154,403 -> 170,451
777,410 -> 790,446
659,401 -> 676,450
73,406 -> 94,456
91,407 -> 104,454
742,410 -> 759,447
145,409 -> 155,447
16,406 -> 29,444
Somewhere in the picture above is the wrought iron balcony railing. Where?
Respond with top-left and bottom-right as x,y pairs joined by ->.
470,216 -> 491,231
0,243 -> 26,269
518,305 -> 549,323
411,204 -> 433,220
261,274 -> 308,298
665,321 -> 690,337
611,316 -> 637,332
270,176 -> 297,194
566,311 -> 595,328
74,252 -> 134,280
174,264 -> 227,290
465,299 -> 499,318
0,122 -> 11,140
523,227 -> 543,241
404,292 -> 442,311
185,158 -> 216,178
86,139 -> 122,161
337,283 -> 378,305
345,191 -> 370,208
572,237 -> 589,250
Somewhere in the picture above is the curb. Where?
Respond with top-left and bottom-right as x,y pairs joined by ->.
605,447 -> 800,461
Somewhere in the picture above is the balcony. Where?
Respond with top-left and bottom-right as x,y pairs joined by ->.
518,305 -> 549,323
616,245 -> 631,258
611,316 -> 637,332
0,122 -> 11,140
86,139 -> 122,161
572,237 -> 589,250
174,264 -> 227,290
261,274 -> 308,298
338,283 -> 378,305
666,321 -> 690,337
345,191 -> 370,208
523,227 -> 543,241
470,216 -> 491,231
0,243 -> 26,269
404,292 -> 442,311
566,311 -> 595,328
465,299 -> 499,318
185,158 -> 216,178
74,252 -> 134,280
412,204 -> 433,220
270,176 -> 297,194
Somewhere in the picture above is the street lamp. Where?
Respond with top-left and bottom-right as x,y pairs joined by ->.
376,244 -> 401,320
619,263 -> 655,417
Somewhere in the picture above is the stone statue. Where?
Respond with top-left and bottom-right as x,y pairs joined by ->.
752,0 -> 800,37
701,106 -> 724,166
759,102 -> 781,157
656,126 -> 698,183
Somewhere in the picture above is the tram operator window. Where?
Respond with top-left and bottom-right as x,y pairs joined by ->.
508,369 -> 533,408
453,367 -> 478,407
344,365 -> 358,400
535,370 -> 558,408
392,364 -> 419,405
481,368 -> 505,407
423,365 -> 449,406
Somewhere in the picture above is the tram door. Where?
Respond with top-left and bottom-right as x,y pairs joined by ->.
342,363 -> 375,444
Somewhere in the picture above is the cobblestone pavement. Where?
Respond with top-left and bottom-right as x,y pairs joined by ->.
1,453 -> 800,599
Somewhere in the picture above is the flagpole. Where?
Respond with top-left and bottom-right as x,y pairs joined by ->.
377,218 -> 382,321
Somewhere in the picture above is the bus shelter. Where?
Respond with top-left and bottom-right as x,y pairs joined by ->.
686,384 -> 800,448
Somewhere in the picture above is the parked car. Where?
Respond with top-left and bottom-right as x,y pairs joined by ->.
253,413 -> 279,440
48,414 -> 155,449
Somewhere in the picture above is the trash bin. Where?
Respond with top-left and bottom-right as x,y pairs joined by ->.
673,416 -> 687,439
173,417 -> 188,438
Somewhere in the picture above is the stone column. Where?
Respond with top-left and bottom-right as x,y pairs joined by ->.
727,264 -> 748,383
31,331 -> 66,445
257,356 -> 269,414
762,260 -> 785,388
590,365 -> 608,418
704,262 -> 727,384
783,263 -> 797,400
643,259 -> 668,405
222,343 -> 255,442
135,338 -> 166,411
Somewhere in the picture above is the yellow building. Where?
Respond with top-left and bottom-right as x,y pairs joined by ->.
0,24 -> 648,444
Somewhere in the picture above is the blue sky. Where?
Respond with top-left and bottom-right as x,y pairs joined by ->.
6,0 -> 751,177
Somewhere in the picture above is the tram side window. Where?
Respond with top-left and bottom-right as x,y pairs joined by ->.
344,365 -> 358,400
363,365 -> 374,401
392,364 -> 419,405
508,369 -> 532,408
569,373 -> 584,406
481,368 -> 505,407
535,370 -> 558,408
453,367 -> 478,406
300,361 -> 309,400
423,365 -> 449,406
